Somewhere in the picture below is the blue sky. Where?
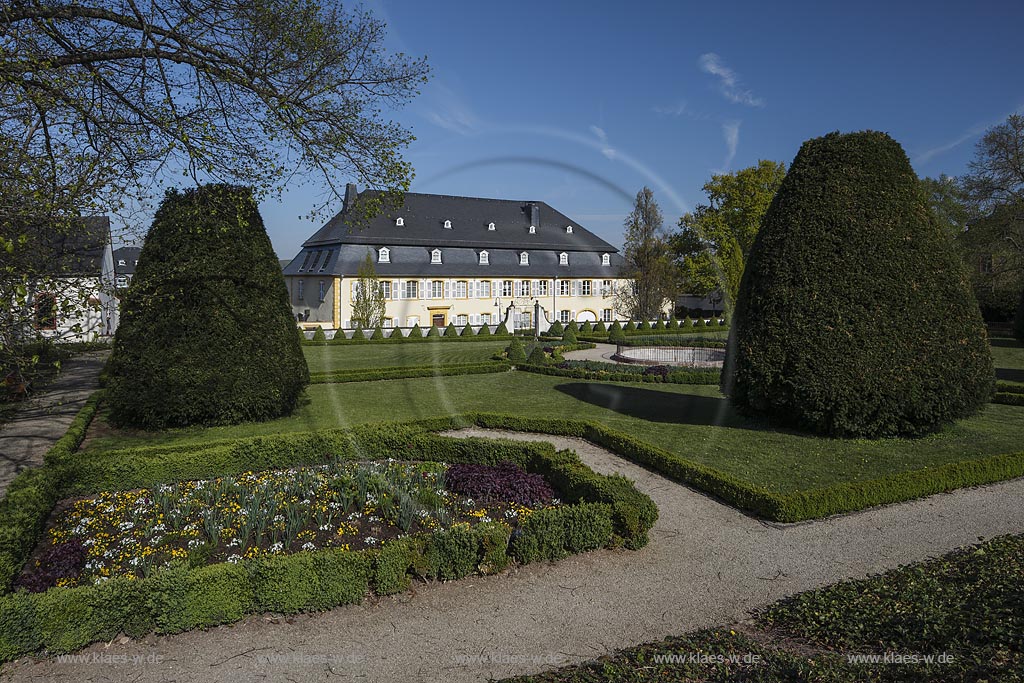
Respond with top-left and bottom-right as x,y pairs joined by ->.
253,0 -> 1023,259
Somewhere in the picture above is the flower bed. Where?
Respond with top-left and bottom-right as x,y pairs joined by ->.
19,460 -> 560,591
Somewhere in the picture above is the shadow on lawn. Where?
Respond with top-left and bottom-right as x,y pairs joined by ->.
554,382 -> 752,428
996,368 -> 1024,383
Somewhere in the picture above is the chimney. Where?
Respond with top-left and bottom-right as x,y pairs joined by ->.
529,203 -> 540,228
344,183 -> 358,212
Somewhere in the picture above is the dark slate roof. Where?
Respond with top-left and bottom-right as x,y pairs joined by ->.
301,189 -> 619,253
113,246 -> 142,276
284,244 -> 624,279
26,216 -> 111,276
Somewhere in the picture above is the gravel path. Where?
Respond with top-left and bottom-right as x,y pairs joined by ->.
3,428 -> 1023,682
0,352 -> 106,496
561,342 -> 621,363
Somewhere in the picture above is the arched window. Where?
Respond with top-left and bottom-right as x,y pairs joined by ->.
378,247 -> 390,263
529,225 -> 536,234
431,248 -> 442,264
479,250 -> 489,265
520,252 -> 529,266
559,252 -> 569,265
443,219 -> 452,229
395,217 -> 404,226
487,222 -> 496,231
601,253 -> 610,266
566,225 -> 573,234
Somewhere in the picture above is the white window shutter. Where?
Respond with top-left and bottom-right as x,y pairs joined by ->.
444,281 -> 451,299
395,280 -> 403,300
419,280 -> 426,299
469,281 -> 475,298
571,310 -> 577,321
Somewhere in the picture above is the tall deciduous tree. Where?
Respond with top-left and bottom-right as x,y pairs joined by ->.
957,114 -> 1024,321
0,0 -> 428,372
671,160 -> 786,310
350,251 -> 386,329
616,187 -> 675,321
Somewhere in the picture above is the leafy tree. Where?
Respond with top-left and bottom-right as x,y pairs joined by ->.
920,175 -> 975,239
616,187 -> 675,320
106,185 -> 308,428
0,1 -> 428,372
957,115 -> 1024,321
671,161 -> 786,311
350,251 -> 387,329
725,131 -> 993,438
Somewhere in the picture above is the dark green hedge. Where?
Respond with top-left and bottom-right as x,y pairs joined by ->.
519,363 -> 721,385
107,185 -> 309,429
309,332 -> 513,346
726,131 -> 994,438
309,362 -> 511,384
992,392 -> 1024,406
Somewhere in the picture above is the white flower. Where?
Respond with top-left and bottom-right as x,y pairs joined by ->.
319,524 -> 331,531
364,536 -> 379,546
269,542 -> 284,553
301,542 -> 316,551
226,554 -> 242,564
227,537 -> 242,547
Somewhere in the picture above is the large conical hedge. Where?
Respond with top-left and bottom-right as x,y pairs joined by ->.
107,185 -> 309,429
724,131 -> 993,438
1014,287 -> 1024,342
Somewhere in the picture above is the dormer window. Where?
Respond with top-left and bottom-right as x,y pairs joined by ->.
479,250 -> 489,265
395,217 -> 404,227
487,222 -> 495,231
529,225 -> 536,234
602,253 -> 610,266
431,248 -> 442,264
559,252 -> 569,265
520,251 -> 529,266
378,247 -> 390,263
566,225 -> 573,234
117,259 -> 126,267
443,219 -> 452,229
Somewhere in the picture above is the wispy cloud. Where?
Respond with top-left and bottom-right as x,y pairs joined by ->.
423,82 -> 479,135
653,100 -> 690,117
912,110 -> 1021,165
589,125 -> 617,159
699,53 -> 765,108
721,121 -> 740,170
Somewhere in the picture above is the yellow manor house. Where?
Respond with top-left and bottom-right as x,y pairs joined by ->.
283,185 -> 631,333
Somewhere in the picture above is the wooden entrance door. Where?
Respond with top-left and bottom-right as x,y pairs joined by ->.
431,312 -> 446,328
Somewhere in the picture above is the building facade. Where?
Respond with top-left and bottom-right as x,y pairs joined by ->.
283,186 -> 630,331
113,246 -> 141,290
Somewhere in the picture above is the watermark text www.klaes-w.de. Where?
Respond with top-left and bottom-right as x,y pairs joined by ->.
56,653 -> 164,666
453,652 -> 567,666
652,652 -> 763,665
847,652 -> 955,665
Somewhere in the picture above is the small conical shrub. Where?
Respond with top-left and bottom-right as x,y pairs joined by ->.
506,338 -> 527,363
609,325 -> 626,344
594,321 -> 607,333
608,321 -> 622,333
351,326 -> 366,340
638,320 -> 651,331
107,184 -> 308,428
370,327 -> 384,340
579,321 -> 593,334
653,319 -> 665,331
329,329 -> 346,344
548,321 -> 564,336
389,327 -> 404,340
725,130 -> 993,438
461,323 -> 474,337
476,323 -> 491,336
562,327 -> 578,344
408,324 -> 423,338
427,325 -> 440,337
494,322 -> 509,336
566,321 -> 579,333
527,346 -> 548,365
311,327 -> 327,344
298,327 -> 308,343
666,318 -> 678,329
683,316 -> 693,328
444,323 -> 458,337
623,321 -> 636,332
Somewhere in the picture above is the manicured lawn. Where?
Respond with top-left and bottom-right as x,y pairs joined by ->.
83,372 -> 1024,496
302,340 -> 509,374
992,335 -> 1024,386
501,534 -> 1023,682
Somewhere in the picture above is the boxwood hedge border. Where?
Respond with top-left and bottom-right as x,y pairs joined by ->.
310,361 -> 511,384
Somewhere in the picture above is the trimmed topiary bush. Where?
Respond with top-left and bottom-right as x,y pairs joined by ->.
725,130 -> 994,438
461,323 -> 474,337
506,338 -> 527,364
638,320 -> 651,331
609,324 -> 626,344
579,321 -> 593,334
666,318 -> 678,329
565,321 -> 578,333
653,319 -> 665,330
476,323 -> 491,336
311,327 -> 327,344
683,316 -> 693,328
408,324 -> 423,338
494,322 -> 509,336
426,325 -> 440,337
594,321 -> 607,333
444,323 -> 459,338
389,327 -> 404,340
548,321 -> 564,336
351,326 -> 366,341
107,184 -> 309,429
623,321 -> 636,332
527,346 -> 548,365
562,327 -> 578,344
370,327 -> 384,340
